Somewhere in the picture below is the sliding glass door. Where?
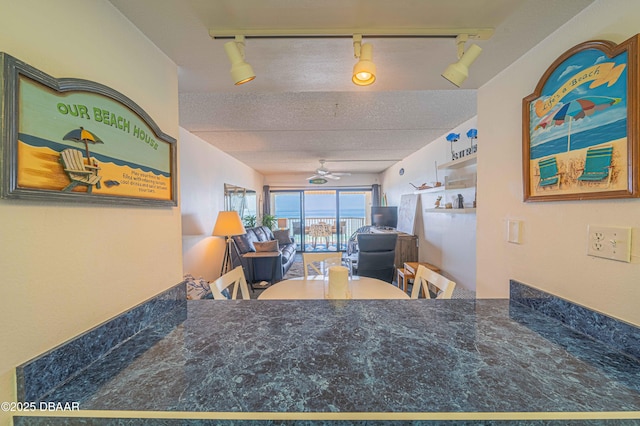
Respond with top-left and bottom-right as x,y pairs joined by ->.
271,189 -> 371,252
338,190 -> 371,249
304,190 -> 337,251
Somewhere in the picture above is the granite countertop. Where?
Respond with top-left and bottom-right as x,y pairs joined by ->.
41,299 -> 640,414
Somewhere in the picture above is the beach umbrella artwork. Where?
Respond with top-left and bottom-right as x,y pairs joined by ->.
63,127 -> 104,161
534,96 -> 620,151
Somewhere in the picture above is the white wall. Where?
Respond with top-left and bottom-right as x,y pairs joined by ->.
381,117 -> 478,291
180,128 -> 264,281
0,1 -> 181,423
477,0 -> 640,325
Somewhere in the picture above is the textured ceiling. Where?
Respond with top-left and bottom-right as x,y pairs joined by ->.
109,0 -> 595,177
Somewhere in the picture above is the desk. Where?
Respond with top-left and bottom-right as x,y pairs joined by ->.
258,276 -> 410,300
369,228 -> 418,269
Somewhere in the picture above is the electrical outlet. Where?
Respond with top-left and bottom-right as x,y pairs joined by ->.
587,225 -> 632,262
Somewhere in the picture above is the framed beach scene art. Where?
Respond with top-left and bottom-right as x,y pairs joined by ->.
522,34 -> 639,201
0,53 -> 177,206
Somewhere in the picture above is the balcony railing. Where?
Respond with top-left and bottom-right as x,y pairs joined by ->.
279,216 -> 367,251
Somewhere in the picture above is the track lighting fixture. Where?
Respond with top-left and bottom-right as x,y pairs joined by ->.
210,28 -> 492,86
442,34 -> 482,87
223,35 -> 255,85
352,35 -> 376,86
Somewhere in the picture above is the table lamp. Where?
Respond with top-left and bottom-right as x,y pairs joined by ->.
212,211 -> 246,276
277,218 -> 288,229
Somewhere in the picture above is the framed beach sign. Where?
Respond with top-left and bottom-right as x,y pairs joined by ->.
0,53 -> 177,206
522,34 -> 639,202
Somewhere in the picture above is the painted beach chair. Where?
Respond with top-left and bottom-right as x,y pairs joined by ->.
577,145 -> 613,187
60,148 -> 101,193
537,156 -> 561,189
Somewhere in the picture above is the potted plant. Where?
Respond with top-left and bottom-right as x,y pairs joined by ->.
260,214 -> 277,230
243,215 -> 256,228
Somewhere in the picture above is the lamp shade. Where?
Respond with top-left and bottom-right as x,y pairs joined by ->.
212,211 -> 246,237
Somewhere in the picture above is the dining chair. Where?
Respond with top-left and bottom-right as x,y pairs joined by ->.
211,266 -> 250,300
302,252 -> 343,278
410,265 -> 456,299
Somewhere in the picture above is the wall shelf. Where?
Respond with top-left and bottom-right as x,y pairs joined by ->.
425,208 -> 476,214
413,186 -> 444,195
438,152 -> 477,170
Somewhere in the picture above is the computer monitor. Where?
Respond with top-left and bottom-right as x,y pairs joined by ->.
371,206 -> 398,229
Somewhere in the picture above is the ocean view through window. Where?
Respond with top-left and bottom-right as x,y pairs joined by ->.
271,190 -> 371,252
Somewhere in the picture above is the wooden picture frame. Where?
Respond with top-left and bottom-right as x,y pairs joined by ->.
0,53 -> 177,206
522,34 -> 639,202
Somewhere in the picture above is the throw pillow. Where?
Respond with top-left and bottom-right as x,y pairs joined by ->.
273,229 -> 292,246
233,233 -> 256,253
185,274 -> 212,300
254,240 -> 279,252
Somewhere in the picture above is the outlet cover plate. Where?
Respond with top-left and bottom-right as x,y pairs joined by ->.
587,225 -> 631,262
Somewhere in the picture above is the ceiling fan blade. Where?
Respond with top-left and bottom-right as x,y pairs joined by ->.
306,174 -> 320,180
332,172 -> 351,176
324,174 -> 341,180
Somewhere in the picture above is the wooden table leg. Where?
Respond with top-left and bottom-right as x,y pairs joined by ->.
397,268 -> 416,295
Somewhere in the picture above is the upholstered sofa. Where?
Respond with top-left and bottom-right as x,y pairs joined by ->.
230,226 -> 296,283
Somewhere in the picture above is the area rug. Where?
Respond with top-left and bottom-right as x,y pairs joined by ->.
283,254 -> 304,279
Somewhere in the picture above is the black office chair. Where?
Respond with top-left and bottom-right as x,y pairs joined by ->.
355,233 -> 398,283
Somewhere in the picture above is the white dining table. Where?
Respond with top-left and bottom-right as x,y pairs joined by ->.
257,275 -> 410,300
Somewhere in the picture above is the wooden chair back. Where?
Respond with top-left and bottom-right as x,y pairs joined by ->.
302,252 -> 343,278
211,266 -> 250,300
411,265 -> 456,299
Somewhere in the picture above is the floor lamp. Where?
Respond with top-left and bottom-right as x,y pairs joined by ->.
212,211 -> 247,277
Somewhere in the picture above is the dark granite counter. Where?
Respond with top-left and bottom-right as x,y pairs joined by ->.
14,282 -> 640,424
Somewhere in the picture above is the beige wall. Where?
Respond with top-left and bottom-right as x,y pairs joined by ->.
180,128 -> 264,281
381,117 -> 478,292
477,0 -> 640,325
0,1 -> 181,423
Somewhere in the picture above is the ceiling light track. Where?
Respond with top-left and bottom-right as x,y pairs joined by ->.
209,28 -> 494,40
212,28 -> 492,87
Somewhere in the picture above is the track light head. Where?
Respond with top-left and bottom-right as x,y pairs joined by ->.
224,35 -> 255,85
352,35 -> 376,86
442,35 -> 482,87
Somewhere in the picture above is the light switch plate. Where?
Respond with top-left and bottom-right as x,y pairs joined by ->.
587,225 -> 632,262
507,219 -> 522,244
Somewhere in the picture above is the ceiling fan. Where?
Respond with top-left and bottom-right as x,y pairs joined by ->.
307,160 -> 351,182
